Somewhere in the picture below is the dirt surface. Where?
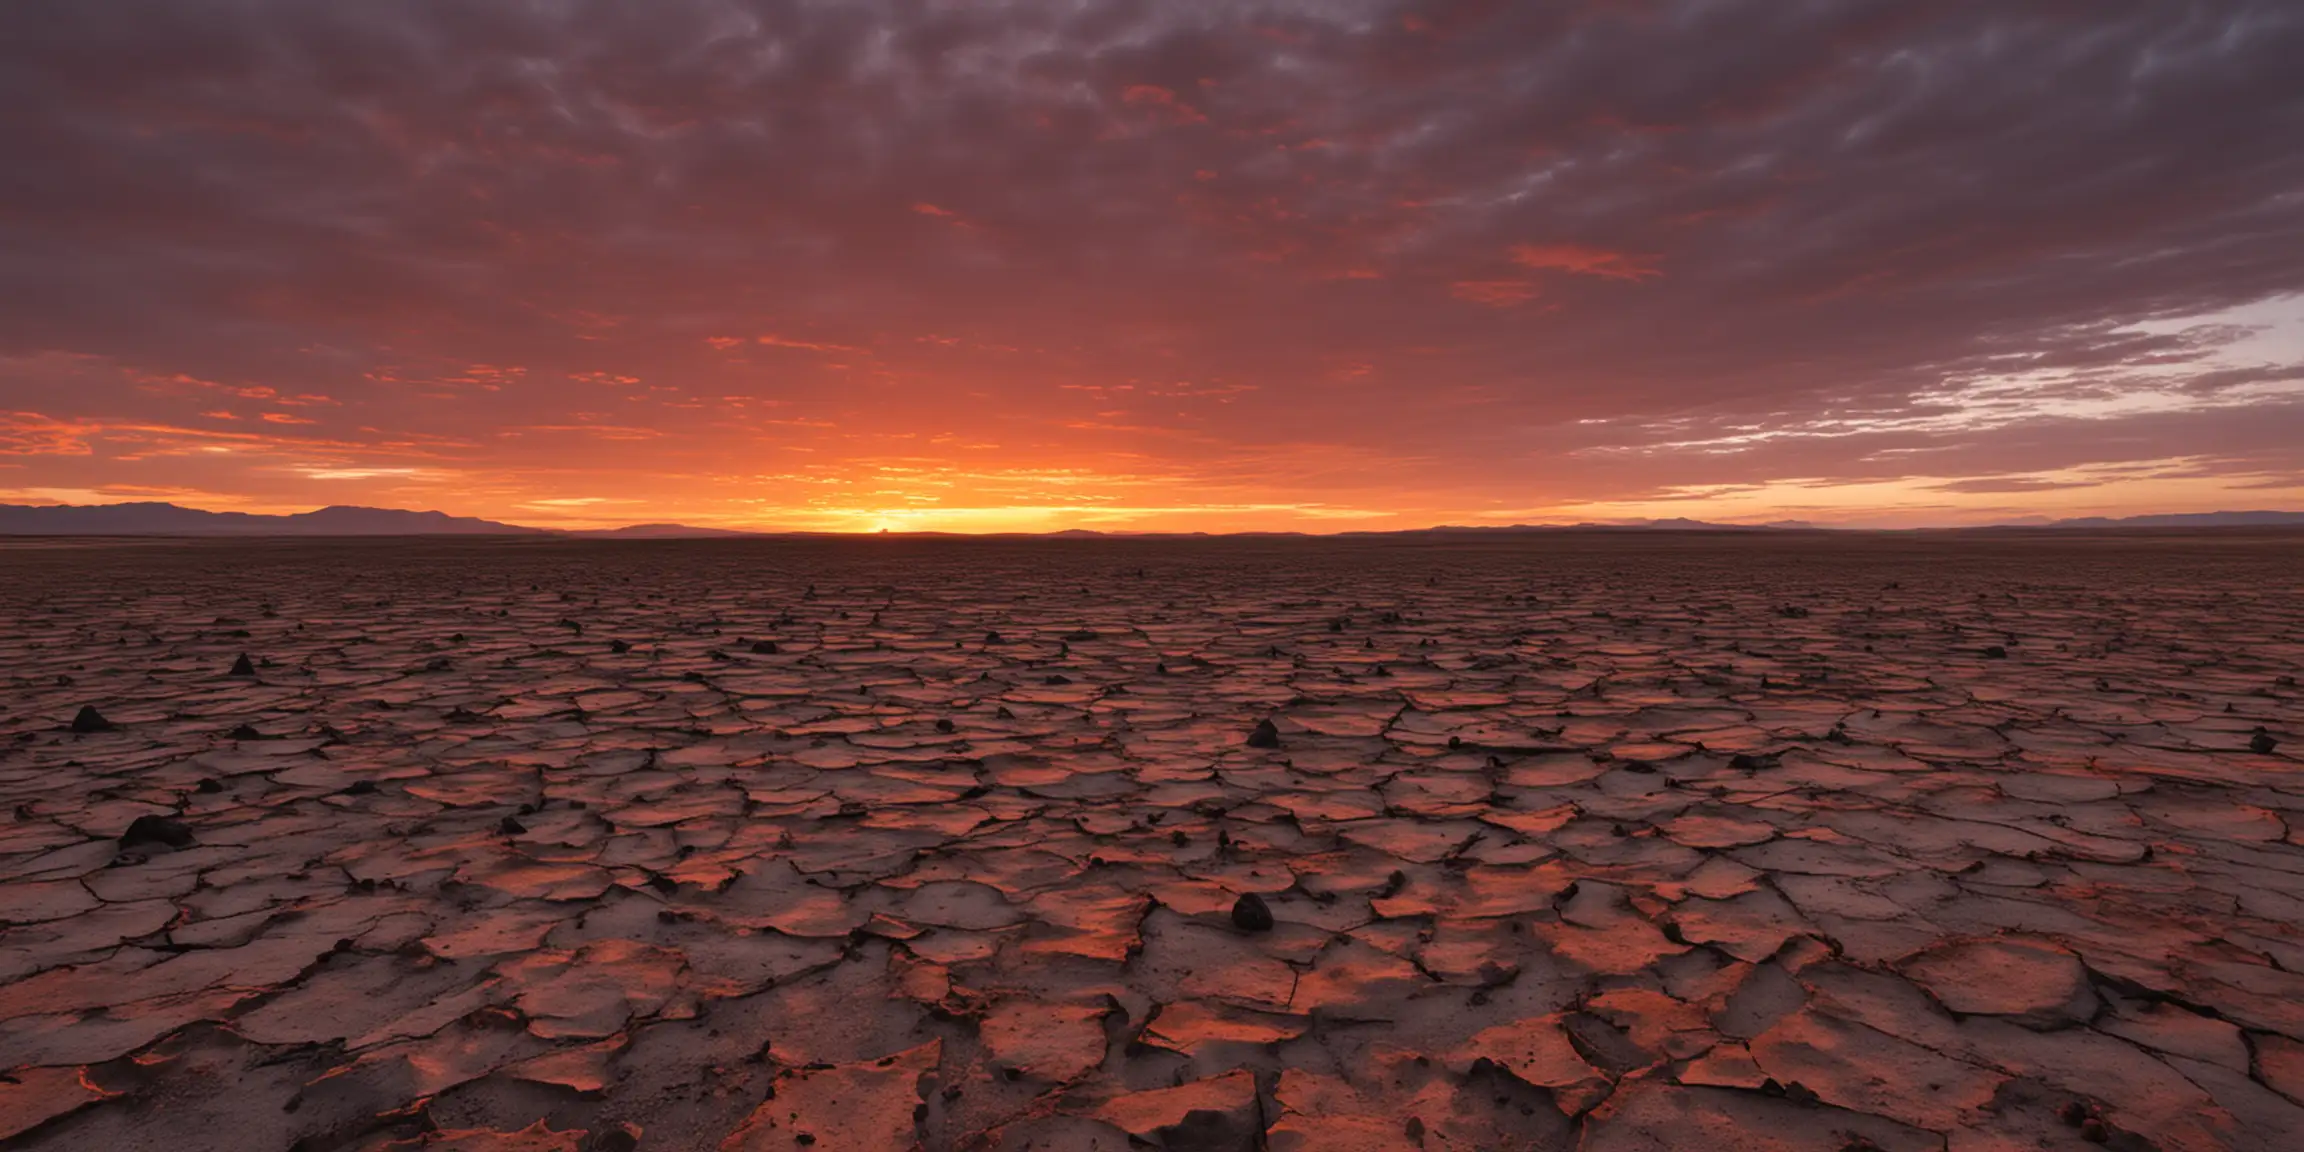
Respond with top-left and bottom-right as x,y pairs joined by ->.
2,532 -> 2300,1151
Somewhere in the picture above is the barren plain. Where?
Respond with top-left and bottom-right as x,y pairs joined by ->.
1,532 -> 2300,1151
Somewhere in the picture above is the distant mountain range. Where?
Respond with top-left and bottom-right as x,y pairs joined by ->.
2024,511 -> 2304,529
0,502 -> 552,536
3,501 -> 2302,537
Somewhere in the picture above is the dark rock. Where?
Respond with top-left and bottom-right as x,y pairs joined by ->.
751,640 -> 779,655
1246,719 -> 1282,749
229,723 -> 262,741
1983,645 -> 2008,659
2058,1101 -> 2089,1127
195,778 -> 224,794
71,705 -> 113,733
1231,892 -> 1275,932
2080,1119 -> 2109,1144
984,631 -> 1005,645
499,815 -> 528,836
346,780 -> 380,796
935,718 -> 957,734
228,653 -> 256,677
610,639 -> 632,654
2251,730 -> 2279,754
121,815 -> 194,850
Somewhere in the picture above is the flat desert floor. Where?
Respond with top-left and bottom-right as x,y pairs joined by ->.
2,532 -> 2301,1152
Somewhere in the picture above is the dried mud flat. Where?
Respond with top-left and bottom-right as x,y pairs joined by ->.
2,532 -> 2301,1152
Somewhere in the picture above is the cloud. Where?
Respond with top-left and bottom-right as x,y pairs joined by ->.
1509,245 -> 1661,282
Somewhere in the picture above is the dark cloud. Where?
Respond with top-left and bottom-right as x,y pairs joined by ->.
1,0 -> 2301,525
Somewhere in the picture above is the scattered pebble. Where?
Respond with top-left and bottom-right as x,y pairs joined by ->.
120,814 -> 194,850
1231,892 -> 1275,932
1246,718 -> 1282,748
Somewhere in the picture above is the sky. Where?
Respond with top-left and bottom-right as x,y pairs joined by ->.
3,0 -> 2303,532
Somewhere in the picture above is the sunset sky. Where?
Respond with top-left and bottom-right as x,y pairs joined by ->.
4,0 -> 2302,531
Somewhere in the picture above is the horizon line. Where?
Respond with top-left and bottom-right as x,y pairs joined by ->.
7,498 -> 2304,537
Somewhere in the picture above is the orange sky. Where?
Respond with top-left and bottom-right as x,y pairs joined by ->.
4,2 -> 2302,531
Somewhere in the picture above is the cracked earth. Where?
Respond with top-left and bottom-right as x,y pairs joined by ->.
1,533 -> 2300,1151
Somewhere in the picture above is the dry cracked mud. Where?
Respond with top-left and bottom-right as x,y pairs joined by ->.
1,532 -> 2300,1151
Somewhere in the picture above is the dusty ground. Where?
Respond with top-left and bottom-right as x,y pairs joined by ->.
1,532 -> 2301,1151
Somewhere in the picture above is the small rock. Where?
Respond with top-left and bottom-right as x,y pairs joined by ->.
2058,1100 -> 2090,1127
751,640 -> 779,655
610,639 -> 632,654
228,653 -> 256,677
2251,730 -> 2279,755
346,780 -> 380,796
195,778 -> 224,794
71,705 -> 113,733
1246,718 -> 1282,749
499,815 -> 528,836
229,723 -> 262,741
1231,892 -> 1275,932
1982,645 -> 2008,659
935,717 -> 956,733
2080,1118 -> 2109,1144
121,815 -> 194,850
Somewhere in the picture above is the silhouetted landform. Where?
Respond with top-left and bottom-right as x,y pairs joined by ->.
0,502 -> 547,536
2036,510 -> 2304,528
5,501 -> 2304,537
